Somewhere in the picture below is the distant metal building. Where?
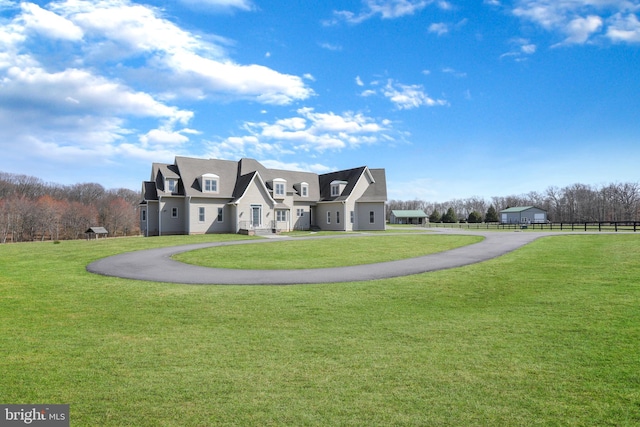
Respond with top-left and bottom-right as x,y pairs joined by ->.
389,209 -> 428,225
500,207 -> 547,224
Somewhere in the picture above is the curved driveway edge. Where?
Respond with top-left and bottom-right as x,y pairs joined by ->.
86,230 -> 561,285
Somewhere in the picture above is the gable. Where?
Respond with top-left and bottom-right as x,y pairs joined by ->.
231,172 -> 276,207
319,166 -> 368,201
175,157 -> 239,198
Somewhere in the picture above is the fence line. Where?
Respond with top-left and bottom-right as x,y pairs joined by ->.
424,222 -> 640,232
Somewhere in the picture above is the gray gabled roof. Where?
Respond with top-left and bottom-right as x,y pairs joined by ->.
358,168 -> 387,202
86,227 -> 108,234
318,166 -> 368,201
231,171 -> 258,200
142,156 -> 387,205
239,158 -> 320,200
175,156 -> 239,198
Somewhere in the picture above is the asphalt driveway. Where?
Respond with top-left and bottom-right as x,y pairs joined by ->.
86,230 -> 558,285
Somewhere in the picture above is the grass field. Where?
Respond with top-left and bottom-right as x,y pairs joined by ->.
1,233 -> 639,426
174,234 -> 482,269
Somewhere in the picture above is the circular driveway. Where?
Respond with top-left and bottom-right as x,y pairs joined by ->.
87,230 -> 557,285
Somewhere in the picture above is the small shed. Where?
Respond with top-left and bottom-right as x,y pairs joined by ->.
390,210 -> 428,225
85,227 -> 109,239
500,207 -> 547,224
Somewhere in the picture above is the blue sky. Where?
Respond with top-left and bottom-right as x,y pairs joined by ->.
1,0 -> 638,201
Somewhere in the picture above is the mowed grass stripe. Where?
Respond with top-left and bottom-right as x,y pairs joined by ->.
173,234 -> 483,269
1,234 -> 639,425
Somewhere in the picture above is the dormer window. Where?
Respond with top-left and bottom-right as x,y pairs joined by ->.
166,178 -> 177,193
300,182 -> 309,197
273,178 -> 286,198
201,173 -> 219,193
331,180 -> 347,197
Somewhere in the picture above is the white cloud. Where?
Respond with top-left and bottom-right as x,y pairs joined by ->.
259,159 -> 333,174
319,42 -> 343,51
0,0 -> 316,169
45,0 -> 312,103
428,22 -> 449,35
2,65 -> 191,120
177,0 -> 254,12
607,12 -> 640,42
512,0 -> 640,45
442,67 -> 467,78
211,108 -> 393,158
326,0 -> 432,25
139,127 -> 200,147
556,15 -> 603,45
500,37 -> 538,60
356,76 -> 364,86
360,89 -> 377,97
18,2 -> 83,41
383,80 -> 448,109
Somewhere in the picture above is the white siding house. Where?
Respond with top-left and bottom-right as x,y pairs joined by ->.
140,157 -> 387,236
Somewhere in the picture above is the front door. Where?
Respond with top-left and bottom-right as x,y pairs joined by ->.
251,205 -> 261,228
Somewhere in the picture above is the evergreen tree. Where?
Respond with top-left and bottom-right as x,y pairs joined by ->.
468,211 -> 483,223
429,209 -> 441,223
442,207 -> 457,223
485,205 -> 499,222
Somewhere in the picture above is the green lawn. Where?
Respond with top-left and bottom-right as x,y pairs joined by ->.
174,234 -> 482,269
1,233 -> 639,426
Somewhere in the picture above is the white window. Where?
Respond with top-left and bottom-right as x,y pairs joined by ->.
167,179 -> 177,193
202,173 -> 219,193
327,211 -> 331,224
204,179 -> 217,192
350,211 -> 354,224
172,207 -> 178,218
276,210 -> 287,221
301,183 -> 308,197
273,178 -> 286,197
331,185 -> 340,197
217,207 -> 223,222
297,209 -> 304,217
336,211 -> 340,224
141,209 -> 146,221
199,207 -> 205,222
369,211 -> 375,224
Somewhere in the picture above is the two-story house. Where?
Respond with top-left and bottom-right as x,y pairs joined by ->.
140,156 -> 387,236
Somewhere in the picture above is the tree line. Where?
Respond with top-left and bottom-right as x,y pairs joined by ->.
388,181 -> 640,224
0,172 -> 140,243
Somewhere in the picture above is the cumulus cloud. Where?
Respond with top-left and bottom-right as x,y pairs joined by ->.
607,12 -> 640,42
0,0 -> 314,168
512,0 -> 640,45
383,80 -> 448,110
18,2 -> 83,40
208,108 -> 393,160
